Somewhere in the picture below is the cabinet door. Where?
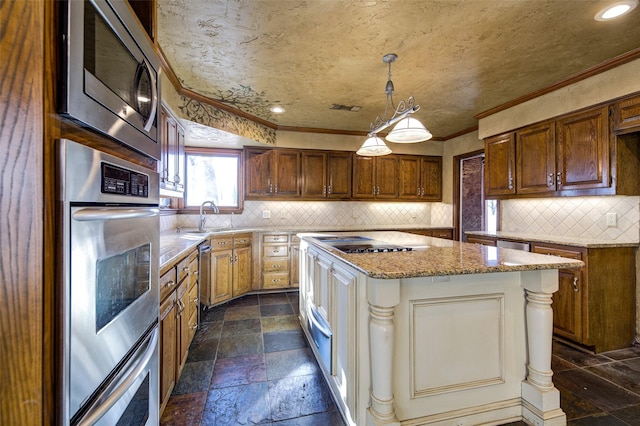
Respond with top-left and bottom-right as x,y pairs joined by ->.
233,245 -> 253,296
301,151 -> 327,198
352,155 -> 376,199
163,109 -> 178,191
553,268 -> 583,342
613,94 -> 640,134
211,249 -> 233,304
330,263 -> 357,422
516,122 -> 556,194
159,108 -> 171,187
420,157 -> 442,200
159,293 -> 177,413
484,133 -> 516,197
176,282 -> 190,377
556,107 -> 609,191
273,150 -> 301,197
175,123 -> 185,191
327,152 -> 352,198
290,243 -> 300,288
375,156 -> 398,199
187,282 -> 199,344
245,148 -> 273,197
398,156 -> 421,200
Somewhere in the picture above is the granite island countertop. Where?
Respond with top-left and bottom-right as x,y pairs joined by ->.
465,230 -> 639,249
159,225 -> 454,271
300,231 -> 584,279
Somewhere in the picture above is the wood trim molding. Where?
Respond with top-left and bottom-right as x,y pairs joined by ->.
475,48 -> 640,120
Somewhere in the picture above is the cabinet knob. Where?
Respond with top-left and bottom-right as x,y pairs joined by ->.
165,279 -> 175,289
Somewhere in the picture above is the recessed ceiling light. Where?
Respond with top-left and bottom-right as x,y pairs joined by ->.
594,0 -> 638,21
270,106 -> 285,113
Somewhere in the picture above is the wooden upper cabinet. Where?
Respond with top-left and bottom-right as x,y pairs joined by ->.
353,155 -> 398,199
398,156 -> 442,200
484,132 -> 516,197
245,148 -> 273,197
613,93 -> 640,134
375,156 -> 399,199
273,150 -> 301,196
327,152 -> 353,198
516,121 -> 556,194
556,106 -> 609,191
301,151 -> 327,198
245,148 -> 300,198
301,151 -> 352,199
159,105 -> 185,195
352,155 -> 376,199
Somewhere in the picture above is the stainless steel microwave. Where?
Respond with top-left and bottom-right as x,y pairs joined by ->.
60,0 -> 162,160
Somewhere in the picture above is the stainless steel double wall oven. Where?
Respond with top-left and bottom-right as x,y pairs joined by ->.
59,139 -> 160,425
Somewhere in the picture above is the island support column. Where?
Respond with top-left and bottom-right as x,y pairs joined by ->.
521,270 -> 566,425
366,278 -> 400,426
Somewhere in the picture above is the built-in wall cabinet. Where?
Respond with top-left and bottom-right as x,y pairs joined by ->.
159,105 -> 185,197
613,93 -> 640,134
484,96 -> 640,199
245,147 -> 442,202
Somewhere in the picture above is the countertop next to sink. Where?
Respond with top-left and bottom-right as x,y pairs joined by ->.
159,225 -> 454,272
300,231 -> 584,279
465,230 -> 639,249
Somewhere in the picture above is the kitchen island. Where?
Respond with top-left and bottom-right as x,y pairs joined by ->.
298,231 -> 584,426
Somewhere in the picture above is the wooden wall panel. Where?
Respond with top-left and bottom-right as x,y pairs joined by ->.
0,1 -> 45,424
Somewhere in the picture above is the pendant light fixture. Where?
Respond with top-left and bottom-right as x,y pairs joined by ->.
356,53 -> 431,156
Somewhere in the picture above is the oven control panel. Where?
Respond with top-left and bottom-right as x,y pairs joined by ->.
101,162 -> 149,197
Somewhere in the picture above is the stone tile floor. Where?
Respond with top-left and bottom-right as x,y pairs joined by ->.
161,290 -> 640,425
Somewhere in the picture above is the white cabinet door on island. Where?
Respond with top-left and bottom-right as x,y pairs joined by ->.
298,231 -> 583,426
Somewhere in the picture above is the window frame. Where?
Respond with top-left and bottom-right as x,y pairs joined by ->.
180,147 -> 244,214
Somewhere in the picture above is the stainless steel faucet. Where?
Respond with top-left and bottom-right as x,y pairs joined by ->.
199,200 -> 219,231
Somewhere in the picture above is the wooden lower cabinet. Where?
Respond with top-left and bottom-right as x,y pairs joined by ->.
531,243 -> 636,352
202,233 -> 253,306
260,232 -> 300,289
159,249 -> 199,415
406,228 -> 453,239
159,292 -> 177,414
466,235 -> 498,246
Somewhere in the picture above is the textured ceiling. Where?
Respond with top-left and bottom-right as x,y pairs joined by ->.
157,0 -> 640,139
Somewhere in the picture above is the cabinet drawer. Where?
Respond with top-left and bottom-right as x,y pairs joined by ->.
211,236 -> 233,250
263,234 -> 289,244
263,272 -> 289,288
160,268 -> 177,302
466,236 -> 497,246
531,244 -> 582,260
233,233 -> 252,247
432,229 -> 453,239
176,253 -> 194,284
263,245 -> 289,258
263,259 -> 289,272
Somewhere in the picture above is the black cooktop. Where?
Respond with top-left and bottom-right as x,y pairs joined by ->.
315,236 -> 414,253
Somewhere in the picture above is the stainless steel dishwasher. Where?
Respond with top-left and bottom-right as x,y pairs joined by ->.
198,241 -> 212,327
496,240 -> 530,251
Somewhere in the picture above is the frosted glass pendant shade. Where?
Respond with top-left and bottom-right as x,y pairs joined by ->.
385,117 -> 432,143
356,136 -> 392,156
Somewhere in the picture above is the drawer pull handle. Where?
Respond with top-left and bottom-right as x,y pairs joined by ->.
191,324 -> 198,330
165,280 -> 175,289
573,277 -> 579,292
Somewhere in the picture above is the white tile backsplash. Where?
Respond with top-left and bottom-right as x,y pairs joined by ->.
501,196 -> 639,242
174,200 -> 444,230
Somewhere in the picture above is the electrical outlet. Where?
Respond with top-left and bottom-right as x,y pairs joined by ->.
262,210 -> 271,219
606,212 -> 617,227
280,210 -> 286,219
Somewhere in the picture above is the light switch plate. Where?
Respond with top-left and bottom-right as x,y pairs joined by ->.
606,212 -> 617,227
263,210 -> 271,219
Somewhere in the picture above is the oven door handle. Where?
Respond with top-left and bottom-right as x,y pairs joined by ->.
73,207 -> 159,222
77,327 -> 158,426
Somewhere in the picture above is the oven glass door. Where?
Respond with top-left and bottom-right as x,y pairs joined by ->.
73,327 -> 159,426
69,206 -> 159,417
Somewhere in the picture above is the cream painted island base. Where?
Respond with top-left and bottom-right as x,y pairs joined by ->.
298,232 -> 583,426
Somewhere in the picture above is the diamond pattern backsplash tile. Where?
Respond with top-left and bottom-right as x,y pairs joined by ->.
501,196 -> 639,242
173,200 -> 445,231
